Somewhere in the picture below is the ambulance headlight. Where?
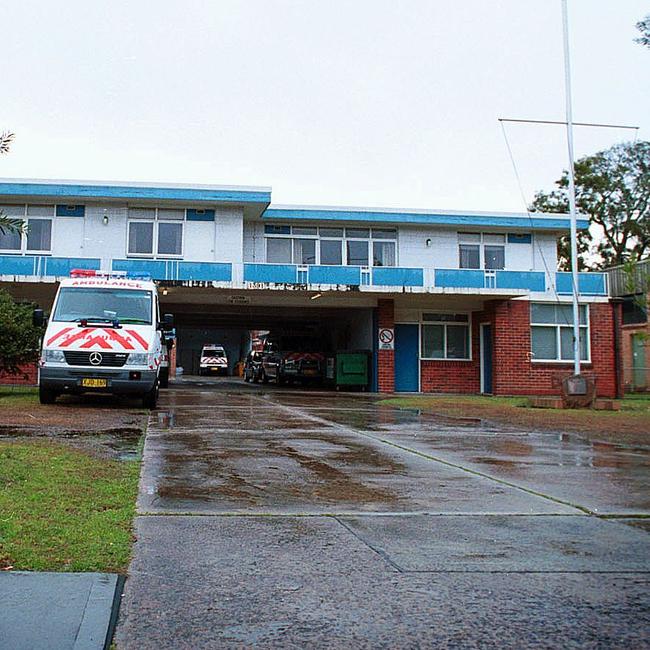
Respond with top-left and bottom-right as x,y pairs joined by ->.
126,353 -> 150,366
43,349 -> 65,362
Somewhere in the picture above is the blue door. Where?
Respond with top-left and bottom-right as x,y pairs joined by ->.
481,324 -> 493,394
394,324 -> 419,392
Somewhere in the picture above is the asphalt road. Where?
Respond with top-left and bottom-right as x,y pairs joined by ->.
116,379 -> 650,649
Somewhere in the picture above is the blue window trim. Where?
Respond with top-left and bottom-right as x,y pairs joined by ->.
55,204 -> 85,217
507,233 -> 532,244
186,208 -> 215,222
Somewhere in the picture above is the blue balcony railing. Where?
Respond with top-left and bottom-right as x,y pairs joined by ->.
0,255 -> 100,276
112,259 -> 232,282
1,254 -> 608,297
434,269 -> 486,289
244,263 -> 297,284
372,267 -> 424,287
308,265 -> 361,285
555,272 -> 607,296
496,271 -> 546,292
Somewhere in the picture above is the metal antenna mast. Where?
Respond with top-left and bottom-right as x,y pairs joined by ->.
561,0 -> 581,376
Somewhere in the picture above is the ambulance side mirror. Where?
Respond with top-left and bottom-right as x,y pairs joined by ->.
33,309 -> 45,328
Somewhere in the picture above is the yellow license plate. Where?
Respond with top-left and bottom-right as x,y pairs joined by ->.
304,369 -> 318,375
81,378 -> 108,388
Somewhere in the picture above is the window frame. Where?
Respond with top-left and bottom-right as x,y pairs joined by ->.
263,225 -> 398,266
0,204 -> 55,255
126,207 -> 185,259
458,232 -> 506,270
419,311 -> 472,361
530,302 -> 591,364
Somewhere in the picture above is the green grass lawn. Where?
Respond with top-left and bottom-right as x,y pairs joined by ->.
0,440 -> 141,572
0,386 -> 38,406
380,393 -> 650,414
377,393 -> 650,442
621,393 -> 650,413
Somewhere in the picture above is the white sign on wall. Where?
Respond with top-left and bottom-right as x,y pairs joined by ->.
378,327 -> 394,350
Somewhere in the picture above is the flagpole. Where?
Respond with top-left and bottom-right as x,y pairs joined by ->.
561,0 -> 581,376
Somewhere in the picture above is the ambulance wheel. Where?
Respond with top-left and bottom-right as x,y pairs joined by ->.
142,382 -> 159,409
39,386 -> 57,405
159,369 -> 169,389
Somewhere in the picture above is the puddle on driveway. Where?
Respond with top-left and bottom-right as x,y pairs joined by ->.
0,426 -> 142,460
145,387 -> 650,515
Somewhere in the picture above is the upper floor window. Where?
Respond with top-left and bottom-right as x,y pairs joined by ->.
530,303 -> 589,362
0,204 -> 53,253
127,208 -> 183,257
459,232 -> 505,270
264,225 -> 396,267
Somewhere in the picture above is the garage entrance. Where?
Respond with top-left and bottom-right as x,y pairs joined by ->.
159,288 -> 375,386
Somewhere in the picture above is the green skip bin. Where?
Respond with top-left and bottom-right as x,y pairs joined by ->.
328,351 -> 371,390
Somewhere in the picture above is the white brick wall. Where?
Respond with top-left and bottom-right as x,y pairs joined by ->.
240,223 -> 560,272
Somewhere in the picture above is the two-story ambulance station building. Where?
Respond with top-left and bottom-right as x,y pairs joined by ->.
0,178 -> 619,396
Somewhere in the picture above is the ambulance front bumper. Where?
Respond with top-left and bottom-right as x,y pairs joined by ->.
39,366 -> 158,394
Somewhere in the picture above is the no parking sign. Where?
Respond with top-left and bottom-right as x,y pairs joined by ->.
378,327 -> 394,350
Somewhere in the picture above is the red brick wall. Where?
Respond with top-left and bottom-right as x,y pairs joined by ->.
377,299 -> 395,392
490,300 -> 618,398
408,300 -> 619,397
0,362 -> 38,386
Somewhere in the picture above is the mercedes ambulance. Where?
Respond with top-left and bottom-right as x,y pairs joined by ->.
34,270 -> 173,408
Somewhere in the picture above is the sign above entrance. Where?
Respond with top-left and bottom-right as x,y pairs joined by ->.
228,295 -> 251,305
378,327 -> 394,350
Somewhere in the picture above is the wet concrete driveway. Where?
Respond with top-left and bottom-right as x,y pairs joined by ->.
117,381 -> 650,648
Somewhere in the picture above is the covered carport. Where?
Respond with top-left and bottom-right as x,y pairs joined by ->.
158,285 -> 375,382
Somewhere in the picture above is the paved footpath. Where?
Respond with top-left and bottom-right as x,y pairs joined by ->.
116,382 -> 650,648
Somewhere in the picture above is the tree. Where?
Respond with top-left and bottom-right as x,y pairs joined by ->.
0,131 -> 25,237
530,141 -> 650,270
0,289 -> 42,376
636,14 -> 650,49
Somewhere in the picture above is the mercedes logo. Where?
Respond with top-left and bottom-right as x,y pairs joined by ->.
89,352 -> 103,366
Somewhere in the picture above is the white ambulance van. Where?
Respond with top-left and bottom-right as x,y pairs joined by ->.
35,270 -> 173,408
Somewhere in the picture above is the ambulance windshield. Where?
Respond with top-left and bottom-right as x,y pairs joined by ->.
53,288 -> 153,324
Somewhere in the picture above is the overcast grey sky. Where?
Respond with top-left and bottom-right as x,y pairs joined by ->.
2,0 -> 648,211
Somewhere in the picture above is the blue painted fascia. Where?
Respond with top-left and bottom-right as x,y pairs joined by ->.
263,208 -> 588,231
0,182 -> 271,205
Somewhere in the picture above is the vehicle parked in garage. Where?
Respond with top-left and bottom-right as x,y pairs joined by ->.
260,334 -> 325,385
34,269 -> 172,408
243,350 -> 263,383
198,344 -> 228,375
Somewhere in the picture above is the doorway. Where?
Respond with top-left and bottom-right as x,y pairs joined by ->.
395,324 -> 419,392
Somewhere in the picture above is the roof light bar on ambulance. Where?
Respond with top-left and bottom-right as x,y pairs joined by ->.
69,269 -> 152,280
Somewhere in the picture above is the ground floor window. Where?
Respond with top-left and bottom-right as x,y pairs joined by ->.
530,303 -> 589,362
421,312 -> 470,360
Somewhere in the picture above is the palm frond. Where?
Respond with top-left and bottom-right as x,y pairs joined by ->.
0,131 -> 14,155
0,214 -> 26,235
